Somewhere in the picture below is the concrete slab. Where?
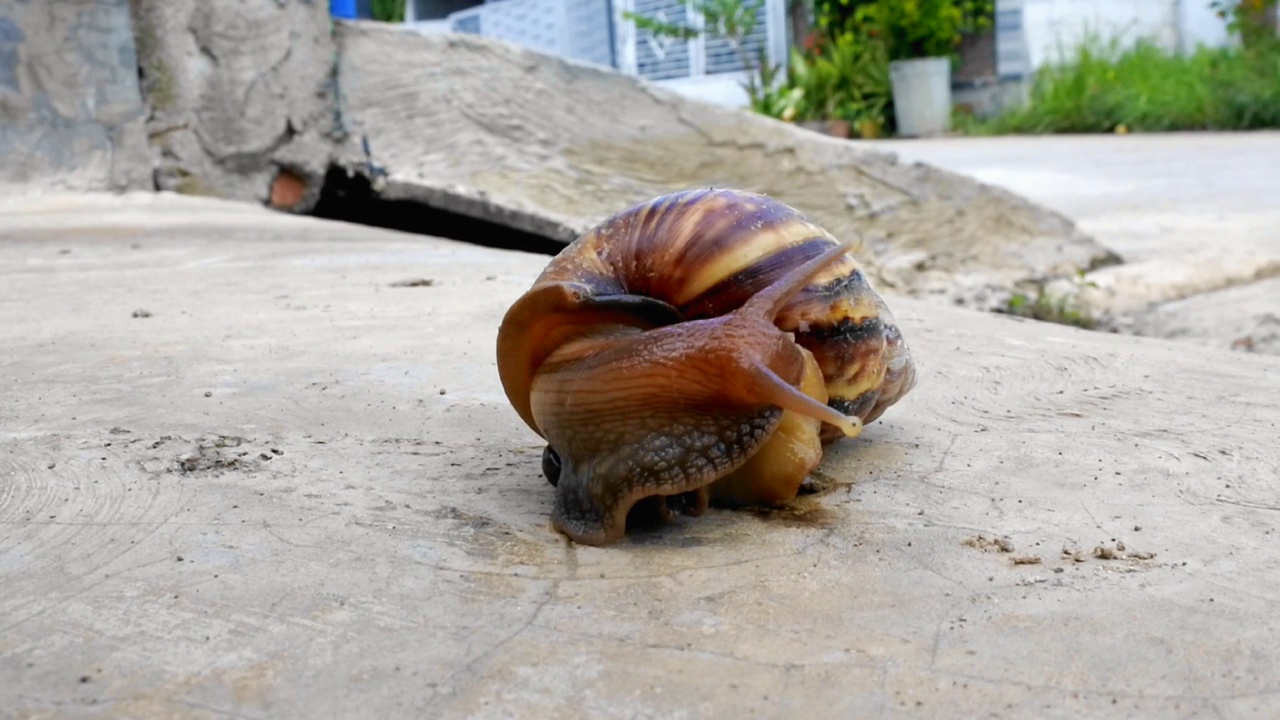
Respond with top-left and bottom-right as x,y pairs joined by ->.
334,25 -> 1116,308
873,132 -> 1280,316
1127,276 -> 1280,355
3,193 -> 1279,719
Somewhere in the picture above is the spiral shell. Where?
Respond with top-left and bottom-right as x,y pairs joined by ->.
497,188 -> 916,544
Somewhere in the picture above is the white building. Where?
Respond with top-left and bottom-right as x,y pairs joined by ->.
401,0 -> 788,106
997,0 -> 1236,80
398,0 -> 1244,108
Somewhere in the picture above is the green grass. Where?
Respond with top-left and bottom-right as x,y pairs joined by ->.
966,37 -> 1280,134
998,290 -> 1097,330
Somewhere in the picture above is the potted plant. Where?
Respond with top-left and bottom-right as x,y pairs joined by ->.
756,27 -> 893,139
856,0 -> 970,136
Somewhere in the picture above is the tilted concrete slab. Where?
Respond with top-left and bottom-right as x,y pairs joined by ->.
1127,276 -> 1280,355
333,23 -> 1117,308
2,194 -> 1278,719
880,133 -> 1280,325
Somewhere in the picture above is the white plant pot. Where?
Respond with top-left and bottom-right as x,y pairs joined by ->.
889,56 -> 953,137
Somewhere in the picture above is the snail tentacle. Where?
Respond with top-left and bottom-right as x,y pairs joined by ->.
733,238 -> 865,439
744,362 -> 863,439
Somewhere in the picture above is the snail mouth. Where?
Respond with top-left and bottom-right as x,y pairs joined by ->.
660,489 -> 710,517
544,447 -> 709,520
623,489 -> 712,535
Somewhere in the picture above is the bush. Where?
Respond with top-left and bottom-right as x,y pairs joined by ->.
372,0 -> 406,22
756,0 -> 993,135
853,0 -> 967,61
754,30 -> 893,134
969,37 -> 1280,134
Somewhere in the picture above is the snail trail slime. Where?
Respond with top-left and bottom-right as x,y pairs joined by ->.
496,188 -> 918,545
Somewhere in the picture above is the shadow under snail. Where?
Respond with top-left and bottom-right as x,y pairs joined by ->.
496,188 -> 917,545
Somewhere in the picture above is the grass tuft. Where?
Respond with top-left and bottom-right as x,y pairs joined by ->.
967,36 -> 1280,134
998,290 -> 1097,329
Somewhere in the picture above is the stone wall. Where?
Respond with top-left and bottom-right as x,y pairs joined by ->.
0,0 -> 152,195
129,0 -> 342,210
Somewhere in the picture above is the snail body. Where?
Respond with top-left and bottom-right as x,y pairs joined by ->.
497,189 -> 916,545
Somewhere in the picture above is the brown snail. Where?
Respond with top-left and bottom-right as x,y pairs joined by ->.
496,188 -> 916,545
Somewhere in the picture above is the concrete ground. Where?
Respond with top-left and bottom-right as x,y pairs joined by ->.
2,192 -> 1279,719
874,132 -> 1280,352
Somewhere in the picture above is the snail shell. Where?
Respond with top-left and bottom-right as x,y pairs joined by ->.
497,188 -> 916,545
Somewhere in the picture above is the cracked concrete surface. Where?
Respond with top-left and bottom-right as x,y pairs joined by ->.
129,0 -> 340,207
2,193 -> 1279,719
880,132 -> 1280,353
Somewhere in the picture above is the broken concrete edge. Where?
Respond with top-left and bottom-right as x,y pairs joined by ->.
377,178 -> 582,244
330,23 -> 1123,313
123,0 -> 347,212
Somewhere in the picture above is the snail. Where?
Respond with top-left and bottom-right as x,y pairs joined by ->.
496,188 -> 916,545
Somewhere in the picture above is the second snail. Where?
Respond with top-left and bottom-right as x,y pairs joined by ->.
496,188 -> 917,546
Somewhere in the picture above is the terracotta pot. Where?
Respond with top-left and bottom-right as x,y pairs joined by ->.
797,120 -> 851,139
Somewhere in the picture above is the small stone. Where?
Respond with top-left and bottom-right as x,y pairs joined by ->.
204,391 -> 212,398
389,278 -> 435,288
132,309 -> 152,319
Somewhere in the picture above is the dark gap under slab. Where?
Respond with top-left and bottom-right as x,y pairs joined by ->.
310,166 -> 565,256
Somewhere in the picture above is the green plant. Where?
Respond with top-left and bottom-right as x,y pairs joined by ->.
626,0 -> 771,105
967,35 -> 1280,134
812,0 -> 876,38
371,0 -> 406,22
1211,0 -> 1279,49
755,29 -> 892,131
853,0 -> 982,61
810,0 -> 993,47
1000,290 -> 1097,329
958,0 -> 996,34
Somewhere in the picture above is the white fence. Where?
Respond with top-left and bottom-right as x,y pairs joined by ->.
997,0 -> 1235,79
438,0 -> 616,67
611,0 -> 787,83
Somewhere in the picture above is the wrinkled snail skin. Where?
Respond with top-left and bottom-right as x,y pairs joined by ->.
496,188 -> 917,545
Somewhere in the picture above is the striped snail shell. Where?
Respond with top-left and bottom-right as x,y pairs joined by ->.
497,188 -> 916,545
